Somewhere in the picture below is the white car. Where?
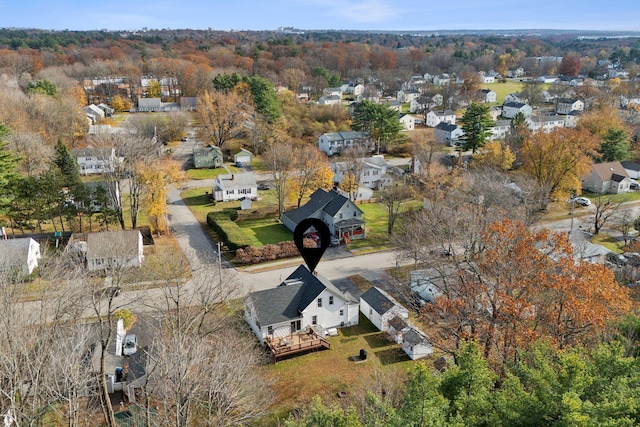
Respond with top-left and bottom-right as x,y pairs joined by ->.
572,197 -> 591,206
123,334 -> 138,356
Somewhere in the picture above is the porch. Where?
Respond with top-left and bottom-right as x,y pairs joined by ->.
335,218 -> 366,241
265,328 -> 331,361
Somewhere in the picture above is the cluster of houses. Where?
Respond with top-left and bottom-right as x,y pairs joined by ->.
244,264 -> 433,361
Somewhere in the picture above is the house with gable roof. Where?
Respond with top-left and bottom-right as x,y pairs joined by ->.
360,286 -> 409,332
318,131 -> 375,156
425,110 -> 456,128
81,229 -> 144,272
581,161 -> 633,194
0,238 -> 41,275
502,102 -> 533,119
556,98 -> 584,115
477,89 -> 497,103
332,154 -> 389,190
244,264 -> 360,344
282,189 -> 366,241
72,147 -> 116,175
434,123 -> 464,146
214,172 -> 257,202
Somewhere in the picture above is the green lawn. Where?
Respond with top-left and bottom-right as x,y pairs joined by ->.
236,218 -> 292,247
481,80 -> 524,105
185,164 -> 242,180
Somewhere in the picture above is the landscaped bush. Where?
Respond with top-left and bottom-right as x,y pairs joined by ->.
206,212 -> 252,251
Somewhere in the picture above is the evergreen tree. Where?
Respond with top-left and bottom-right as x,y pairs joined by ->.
352,100 -> 404,153
0,122 -> 20,215
460,103 -> 494,153
245,75 -> 281,123
54,139 -> 81,187
599,127 -> 630,162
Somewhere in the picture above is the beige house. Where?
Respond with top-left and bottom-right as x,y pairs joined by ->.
581,162 -> 632,194
84,230 -> 144,271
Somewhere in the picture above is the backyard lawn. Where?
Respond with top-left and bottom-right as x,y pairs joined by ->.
481,80 -> 524,105
237,218 -> 292,247
262,313 -> 417,420
185,164 -> 242,180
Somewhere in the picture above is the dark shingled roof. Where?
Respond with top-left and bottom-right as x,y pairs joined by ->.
435,122 -> 459,132
622,161 -> 640,172
361,287 -> 397,315
248,265 -> 333,326
283,189 -> 359,229
612,173 -> 627,183
404,328 -> 430,346
388,316 -> 408,331
503,101 -> 527,108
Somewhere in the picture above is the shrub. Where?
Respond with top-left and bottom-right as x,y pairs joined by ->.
114,309 -> 136,329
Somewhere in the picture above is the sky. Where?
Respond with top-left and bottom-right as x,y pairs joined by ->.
0,0 -> 639,33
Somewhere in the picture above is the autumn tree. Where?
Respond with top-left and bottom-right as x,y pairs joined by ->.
473,140 -> 516,171
379,182 -> 413,235
110,94 -> 132,112
460,103 -> 494,153
288,146 -> 333,207
146,79 -> 161,98
592,193 -> 622,235
139,159 -> 183,235
197,90 -> 252,150
336,145 -> 370,201
520,127 -> 597,204
559,53 -> 583,76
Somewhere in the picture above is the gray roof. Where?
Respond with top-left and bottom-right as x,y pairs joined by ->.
558,97 -> 580,104
503,102 -> 527,108
193,146 -> 222,156
361,286 -> 400,315
322,131 -> 371,142
248,265 -> 350,326
72,147 -> 114,158
0,238 -> 35,270
216,172 -> 257,190
283,189 -> 361,228
622,161 -> 640,172
85,230 -> 141,259
435,122 -> 459,132
404,328 -> 430,346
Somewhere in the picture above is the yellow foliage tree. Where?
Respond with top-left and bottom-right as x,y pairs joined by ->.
111,95 -> 133,112
138,159 -> 183,235
287,146 -> 334,207
146,79 -> 161,99
474,140 -> 516,171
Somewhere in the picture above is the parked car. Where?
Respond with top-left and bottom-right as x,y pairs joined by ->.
330,236 -> 341,247
181,136 -> 189,142
572,196 -> 591,206
257,182 -> 271,190
123,334 -> 138,356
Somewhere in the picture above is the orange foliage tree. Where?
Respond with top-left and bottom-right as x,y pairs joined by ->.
423,220 -> 632,365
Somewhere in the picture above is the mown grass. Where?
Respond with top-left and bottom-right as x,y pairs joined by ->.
185,164 -> 243,180
236,218 -> 292,247
481,80 -> 524,105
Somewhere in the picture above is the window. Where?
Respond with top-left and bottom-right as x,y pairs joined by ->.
353,211 -> 357,217
339,309 -> 344,316
317,298 -> 322,308
312,315 -> 317,325
329,296 -> 334,305
267,326 -> 273,335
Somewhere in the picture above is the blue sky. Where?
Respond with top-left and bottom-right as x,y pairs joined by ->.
1,0 -> 638,32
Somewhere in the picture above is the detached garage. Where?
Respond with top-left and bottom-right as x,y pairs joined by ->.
359,286 -> 408,332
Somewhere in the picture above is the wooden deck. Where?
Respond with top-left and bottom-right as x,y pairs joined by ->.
265,330 -> 330,361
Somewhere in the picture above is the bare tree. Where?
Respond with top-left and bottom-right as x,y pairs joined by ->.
263,141 -> 295,220
593,193 -> 622,235
337,146 -> 369,201
379,182 -> 413,235
197,90 -> 253,150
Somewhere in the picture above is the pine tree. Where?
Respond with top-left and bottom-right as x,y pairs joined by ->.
54,139 -> 81,187
0,123 -> 20,214
460,103 -> 494,153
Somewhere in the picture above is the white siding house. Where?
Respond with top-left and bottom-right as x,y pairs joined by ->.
402,328 -> 433,360
360,286 -> 409,332
425,110 -> 456,128
214,172 -> 258,202
84,230 -> 144,272
318,131 -> 374,156
72,147 -> 117,175
502,102 -> 533,119
0,238 -> 41,275
244,265 -> 360,343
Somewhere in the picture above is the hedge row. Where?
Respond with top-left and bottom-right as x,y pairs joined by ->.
234,241 -> 299,265
206,212 -> 252,251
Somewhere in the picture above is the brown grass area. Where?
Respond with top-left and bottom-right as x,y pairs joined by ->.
123,235 -> 191,283
263,314 -> 414,418
348,275 -> 373,292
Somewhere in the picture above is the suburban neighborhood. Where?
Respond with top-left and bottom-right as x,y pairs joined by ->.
1,23 -> 640,427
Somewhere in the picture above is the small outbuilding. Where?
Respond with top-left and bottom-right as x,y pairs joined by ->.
359,286 -> 409,332
402,328 -> 433,360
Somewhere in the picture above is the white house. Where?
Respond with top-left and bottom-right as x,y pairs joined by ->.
318,95 -> 342,106
360,286 -> 409,332
399,113 -> 415,131
244,264 -> 360,343
526,115 -> 565,133
489,120 -> 511,140
82,104 -> 105,124
345,83 -> 364,96
397,89 -> 420,103
479,73 -> 495,84
434,123 -> 464,146
477,89 -> 497,103
622,161 -> 640,180
556,98 -> 584,115
489,106 -> 502,121
332,154 -> 388,189
0,238 -> 41,275
425,110 -> 456,128
214,172 -> 258,202
72,147 -> 116,175
318,131 -> 375,156
84,230 -> 144,272
323,87 -> 343,97
433,74 -> 451,86
502,102 -> 533,119
402,328 -> 433,360
582,161 -> 633,194
503,92 -> 528,104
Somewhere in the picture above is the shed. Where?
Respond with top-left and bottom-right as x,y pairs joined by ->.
359,286 -> 409,332
239,197 -> 252,210
402,328 -> 433,360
